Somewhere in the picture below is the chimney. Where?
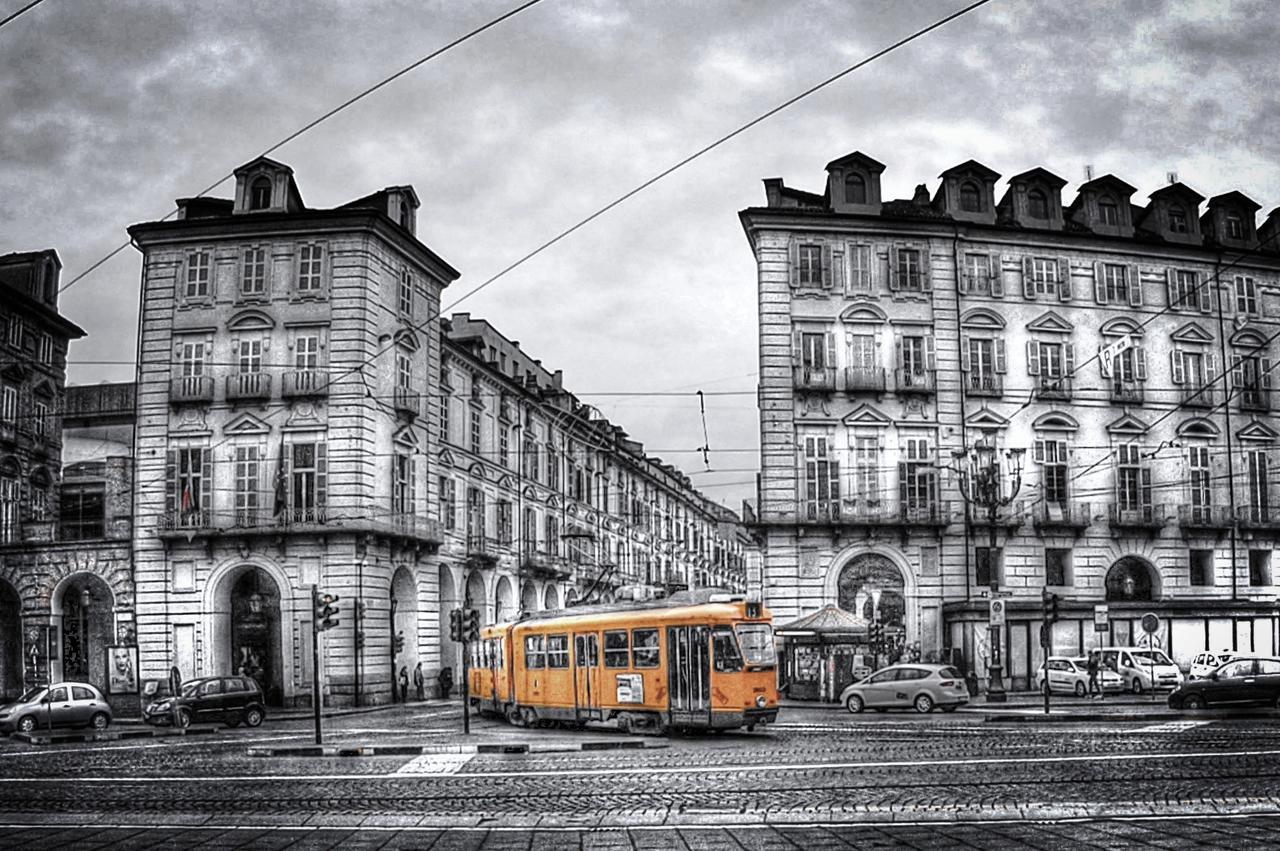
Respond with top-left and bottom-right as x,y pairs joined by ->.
1084,164 -> 1095,181
911,184 -> 930,205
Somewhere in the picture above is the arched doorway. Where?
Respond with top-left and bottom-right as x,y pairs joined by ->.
494,576 -> 515,624
465,571 -> 488,624
0,579 -> 21,700
391,567 -> 417,693
438,566 -> 459,676
543,584 -> 560,611
836,554 -> 907,665
220,567 -> 283,705
55,574 -> 114,691
520,582 -> 538,615
1106,557 -> 1160,602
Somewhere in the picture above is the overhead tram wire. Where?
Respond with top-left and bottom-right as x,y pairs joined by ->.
0,0 -> 46,31
57,0 -> 548,294
126,0 -> 998,496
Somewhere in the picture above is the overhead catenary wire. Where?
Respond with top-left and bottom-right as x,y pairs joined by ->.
0,0 -> 46,31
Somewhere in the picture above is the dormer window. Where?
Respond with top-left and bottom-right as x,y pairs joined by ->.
1169,204 -> 1188,233
1027,189 -> 1049,219
399,202 -> 411,230
844,173 -> 867,205
249,177 -> 272,211
1227,211 -> 1245,240
1098,196 -> 1120,226
959,181 -> 981,213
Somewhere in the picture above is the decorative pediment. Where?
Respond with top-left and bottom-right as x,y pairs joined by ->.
565,502 -> 578,517
394,328 -> 420,351
223,412 -> 272,436
1026,311 -> 1074,334
965,407 -> 1009,430
0,362 -> 25,382
438,448 -> 456,468
497,475 -> 515,490
1106,413 -> 1150,435
31,379 -> 55,399
842,403 -> 892,427
1099,317 -> 1143,338
959,307 -> 1005,330
1171,322 -> 1214,345
393,424 -> 420,449
468,462 -> 486,480
1230,326 -> 1269,349
1237,418 -> 1279,442
226,308 -> 275,332
1176,417 -> 1220,439
1033,411 -> 1079,431
547,494 -> 562,509
839,303 -> 887,324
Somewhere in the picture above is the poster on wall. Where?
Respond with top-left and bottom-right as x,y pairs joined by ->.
616,673 -> 644,703
106,645 -> 139,695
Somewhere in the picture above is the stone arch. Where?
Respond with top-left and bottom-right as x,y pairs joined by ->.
823,545 -> 918,661
438,564 -> 460,674
204,560 -> 291,705
50,572 -> 116,690
521,582 -> 539,614
544,584 -> 561,611
1105,556 -> 1162,602
494,575 -> 516,624
465,570 -> 488,624
391,566 -> 418,678
0,578 -> 21,700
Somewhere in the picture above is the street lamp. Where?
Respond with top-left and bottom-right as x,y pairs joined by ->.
79,588 -> 92,680
954,429 -> 1025,703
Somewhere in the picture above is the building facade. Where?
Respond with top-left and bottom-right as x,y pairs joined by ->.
744,151 -> 1280,694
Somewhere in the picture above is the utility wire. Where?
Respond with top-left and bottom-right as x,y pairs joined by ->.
0,0 -> 45,30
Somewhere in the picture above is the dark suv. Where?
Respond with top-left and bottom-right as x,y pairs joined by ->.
143,676 -> 266,728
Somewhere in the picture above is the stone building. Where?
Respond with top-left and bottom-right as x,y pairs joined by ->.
742,151 -> 1280,695
127,157 -> 456,707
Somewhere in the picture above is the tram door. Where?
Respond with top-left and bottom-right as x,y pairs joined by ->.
573,633 -> 601,721
667,625 -> 711,725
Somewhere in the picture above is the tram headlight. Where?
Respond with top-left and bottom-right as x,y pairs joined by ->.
755,695 -> 768,708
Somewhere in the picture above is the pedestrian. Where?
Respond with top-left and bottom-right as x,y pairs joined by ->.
438,666 -> 453,699
413,662 -> 425,701
1087,649 -> 1101,699
398,666 -> 409,703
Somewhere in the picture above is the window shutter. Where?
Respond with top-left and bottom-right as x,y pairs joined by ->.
1033,439 -> 1045,464
989,252 -> 1003,297
200,448 -> 212,514
1171,349 -> 1185,385
1128,265 -> 1143,307
887,245 -> 900,292
821,243 -> 833,289
924,335 -> 936,371
1141,466 -> 1153,512
1098,344 -> 1112,379
825,332 -> 836,371
895,336 -> 903,370
1026,340 -> 1041,375
1058,259 -> 1072,302
1232,357 -> 1244,390
920,250 -> 932,292
1206,352 -> 1219,389
1165,268 -> 1176,308
316,443 -> 328,511
1264,358 -> 1274,392
960,338 -> 971,373
165,449 -> 177,517
829,457 -> 840,503
897,462 -> 908,512
1094,261 -> 1106,305
788,241 -> 799,289
994,338 -> 1007,373
1198,276 -> 1213,313
1135,345 -> 1148,381
1022,257 -> 1035,299
791,330 -> 801,367
1064,342 -> 1076,375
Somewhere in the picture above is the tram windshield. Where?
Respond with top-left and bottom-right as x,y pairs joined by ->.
735,623 -> 777,668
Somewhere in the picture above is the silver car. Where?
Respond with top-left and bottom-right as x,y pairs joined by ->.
0,682 -> 113,734
840,664 -> 970,714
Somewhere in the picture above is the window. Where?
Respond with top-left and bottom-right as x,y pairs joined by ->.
546,634 -> 570,668
59,484 -> 104,540
470,407 -> 482,454
894,247 -> 923,291
802,435 -> 839,521
959,181 -> 981,213
72,686 -> 94,701
1103,264 -> 1128,303
846,244 -> 873,295
975,546 -> 1001,587
297,244 -> 323,293
1029,340 -> 1073,397
796,243 -> 823,288
1246,448 -> 1270,522
712,626 -> 744,672
185,251 -> 210,299
899,436 -> 937,518
897,335 -> 934,388
28,477 -> 47,520
1098,195 -> 1120,226
1045,548 -> 1071,586
249,177 -> 272,210
0,385 -> 17,426
1236,276 -> 1258,315
240,247 -> 266,296
1170,269 -> 1203,309
1188,445 -> 1212,521
237,339 -> 262,374
496,500 -> 512,545
1169,204 -> 1188,233
395,351 -> 413,393
233,446 -> 259,525
1029,258 -> 1059,298
963,253 -> 991,294
288,442 -> 326,522
499,426 -> 510,468
545,513 -> 560,557
32,401 -> 49,440
845,173 -> 866,205
1189,549 -> 1214,587
439,476 -> 456,530
524,635 -> 545,670
179,341 -> 206,377
1233,352 -> 1270,409
604,630 -> 630,668
1037,437 -> 1069,510
6,317 -> 22,348
1027,188 -> 1049,219
1226,212 -> 1245,240
632,628 -> 660,667
392,453 -> 414,518
172,446 -> 208,526
1115,442 -> 1148,515
295,335 -> 320,370
1249,550 -> 1271,586
398,267 -> 414,316
36,333 -> 53,364
466,486 -> 485,542
966,338 -> 1002,393
851,434 -> 879,513
0,474 -> 17,543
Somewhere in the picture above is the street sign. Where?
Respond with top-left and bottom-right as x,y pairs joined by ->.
1098,334 -> 1135,378
1141,612 -> 1160,635
1094,604 -> 1109,633
989,598 -> 1006,627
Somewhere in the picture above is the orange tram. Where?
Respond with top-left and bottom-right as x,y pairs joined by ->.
466,592 -> 780,734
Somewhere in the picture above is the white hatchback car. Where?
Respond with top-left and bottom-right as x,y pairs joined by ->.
840,664 -> 970,714
1034,656 -> 1123,696
1188,650 -> 1237,681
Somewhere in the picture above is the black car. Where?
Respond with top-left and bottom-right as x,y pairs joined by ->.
1167,656 -> 1280,710
143,676 -> 266,728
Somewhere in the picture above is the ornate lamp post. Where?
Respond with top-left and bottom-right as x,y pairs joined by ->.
954,429 -> 1025,703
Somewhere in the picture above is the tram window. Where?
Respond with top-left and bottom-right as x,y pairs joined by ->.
546,634 -> 570,669
734,623 -> 777,668
604,630 -> 630,668
494,639 -> 504,669
712,627 -> 744,673
632,628 -> 660,668
524,634 -> 546,670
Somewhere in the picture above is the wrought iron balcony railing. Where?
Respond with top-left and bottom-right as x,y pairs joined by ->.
793,366 -> 837,392
282,370 -> 328,398
843,367 -> 886,392
226,372 -> 271,402
170,375 -> 214,404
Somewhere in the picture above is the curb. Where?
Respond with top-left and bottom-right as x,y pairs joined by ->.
248,740 -> 665,757
10,725 -> 221,745
983,709 -> 1280,723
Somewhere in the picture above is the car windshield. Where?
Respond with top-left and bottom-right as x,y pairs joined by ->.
1132,650 -> 1173,666
734,623 -> 777,668
16,687 -> 46,703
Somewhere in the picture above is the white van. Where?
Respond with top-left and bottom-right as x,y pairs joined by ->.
1100,646 -> 1185,693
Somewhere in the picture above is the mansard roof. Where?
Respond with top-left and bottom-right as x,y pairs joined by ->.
1209,190 -> 1261,211
1149,181 -> 1205,204
1077,174 -> 1137,197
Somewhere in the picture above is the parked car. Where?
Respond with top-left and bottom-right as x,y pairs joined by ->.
143,675 -> 266,728
0,682 -> 113,735
1188,650 -> 1237,681
1100,646 -> 1184,693
1034,656 -> 1123,696
1168,657 -> 1280,710
840,664 -> 969,714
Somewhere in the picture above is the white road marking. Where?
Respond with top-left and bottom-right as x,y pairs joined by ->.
394,753 -> 472,775
0,732 -> 311,759
1134,720 -> 1211,733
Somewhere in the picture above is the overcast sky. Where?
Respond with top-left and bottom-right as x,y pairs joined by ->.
4,0 -> 1279,511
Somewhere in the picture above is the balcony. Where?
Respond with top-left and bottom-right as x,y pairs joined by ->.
170,375 -> 214,404
1108,502 -> 1165,531
895,368 -> 936,395
1036,375 -> 1073,401
1033,499 -> 1093,531
1236,504 -> 1280,530
899,500 -> 952,527
1179,504 -> 1233,531
1110,381 -> 1144,405
965,373 -> 1003,398
225,372 -> 272,402
1239,388 -> 1271,412
393,386 -> 421,419
1180,385 -> 1216,408
522,549 -> 571,580
156,506 -> 443,548
282,370 -> 327,399
843,366 -> 886,393
793,366 -> 837,392
466,531 -> 497,566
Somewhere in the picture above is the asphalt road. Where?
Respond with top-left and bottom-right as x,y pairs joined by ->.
3,702 -> 1280,848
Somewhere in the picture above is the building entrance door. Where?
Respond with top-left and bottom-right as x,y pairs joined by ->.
229,568 -> 282,705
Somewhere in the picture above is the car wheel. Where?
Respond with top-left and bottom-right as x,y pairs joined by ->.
1131,678 -> 1144,695
1074,681 -> 1086,697
176,709 -> 192,729
17,716 -> 36,734
244,707 -> 264,728
913,694 -> 935,714
846,694 -> 864,714
90,713 -> 110,731
1184,695 -> 1205,710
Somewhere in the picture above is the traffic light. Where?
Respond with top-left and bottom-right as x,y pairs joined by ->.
393,631 -> 406,654
1042,589 -> 1060,624
314,591 -> 339,632
462,608 -> 480,642
449,608 -> 463,642
869,622 -> 882,647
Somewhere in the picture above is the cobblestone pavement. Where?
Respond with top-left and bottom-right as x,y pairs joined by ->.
3,704 -> 1280,847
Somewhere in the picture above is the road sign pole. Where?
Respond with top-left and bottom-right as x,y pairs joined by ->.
462,617 -> 471,736
312,583 -> 323,745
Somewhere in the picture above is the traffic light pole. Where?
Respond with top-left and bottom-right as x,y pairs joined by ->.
312,584 -> 323,745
